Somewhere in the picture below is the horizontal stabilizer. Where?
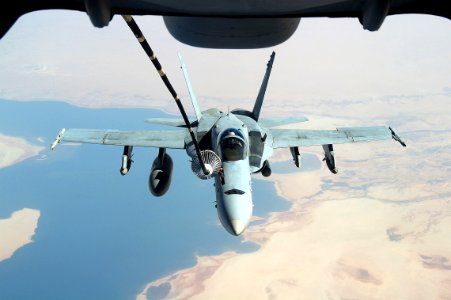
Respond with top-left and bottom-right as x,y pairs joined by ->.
145,118 -> 198,127
258,116 -> 308,127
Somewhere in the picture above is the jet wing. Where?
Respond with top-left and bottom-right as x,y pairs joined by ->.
271,126 -> 404,148
51,128 -> 187,149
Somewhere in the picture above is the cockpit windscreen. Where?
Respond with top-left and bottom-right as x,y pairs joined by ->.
219,129 -> 247,161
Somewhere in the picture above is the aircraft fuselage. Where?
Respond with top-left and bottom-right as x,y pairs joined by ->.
212,113 -> 253,235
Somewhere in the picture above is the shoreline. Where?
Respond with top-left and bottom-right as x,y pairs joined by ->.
0,208 -> 41,262
0,133 -> 44,169
136,165 -> 325,299
136,150 -> 451,299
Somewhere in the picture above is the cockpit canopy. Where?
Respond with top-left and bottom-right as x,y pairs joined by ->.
219,129 -> 247,161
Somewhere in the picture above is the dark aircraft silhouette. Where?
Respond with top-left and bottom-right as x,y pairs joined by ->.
2,0 -> 450,48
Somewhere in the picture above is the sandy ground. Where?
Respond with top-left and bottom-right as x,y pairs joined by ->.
0,134 -> 44,168
0,208 -> 41,262
0,135 -> 43,261
138,165 -> 451,300
136,93 -> 451,300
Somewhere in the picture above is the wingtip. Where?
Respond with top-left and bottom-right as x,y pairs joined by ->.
389,126 -> 407,147
50,128 -> 66,150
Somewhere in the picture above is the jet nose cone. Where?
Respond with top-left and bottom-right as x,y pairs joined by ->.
231,219 -> 245,236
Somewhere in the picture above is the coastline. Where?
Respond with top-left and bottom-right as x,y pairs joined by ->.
0,93 -> 450,299
0,208 -> 41,262
0,134 -> 44,169
135,162 -> 325,299
136,147 -> 451,299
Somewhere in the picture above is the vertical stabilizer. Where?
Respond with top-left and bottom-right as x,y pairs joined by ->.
178,53 -> 202,121
252,51 -> 275,121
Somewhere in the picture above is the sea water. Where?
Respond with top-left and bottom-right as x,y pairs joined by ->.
0,100 -> 290,300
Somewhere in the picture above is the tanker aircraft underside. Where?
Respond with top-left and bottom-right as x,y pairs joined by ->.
2,0 -> 450,48
50,16 -> 406,236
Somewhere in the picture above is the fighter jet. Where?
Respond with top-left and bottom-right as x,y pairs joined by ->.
50,16 -> 406,236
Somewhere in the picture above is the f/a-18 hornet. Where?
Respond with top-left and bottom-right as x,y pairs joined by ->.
50,16 -> 406,236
